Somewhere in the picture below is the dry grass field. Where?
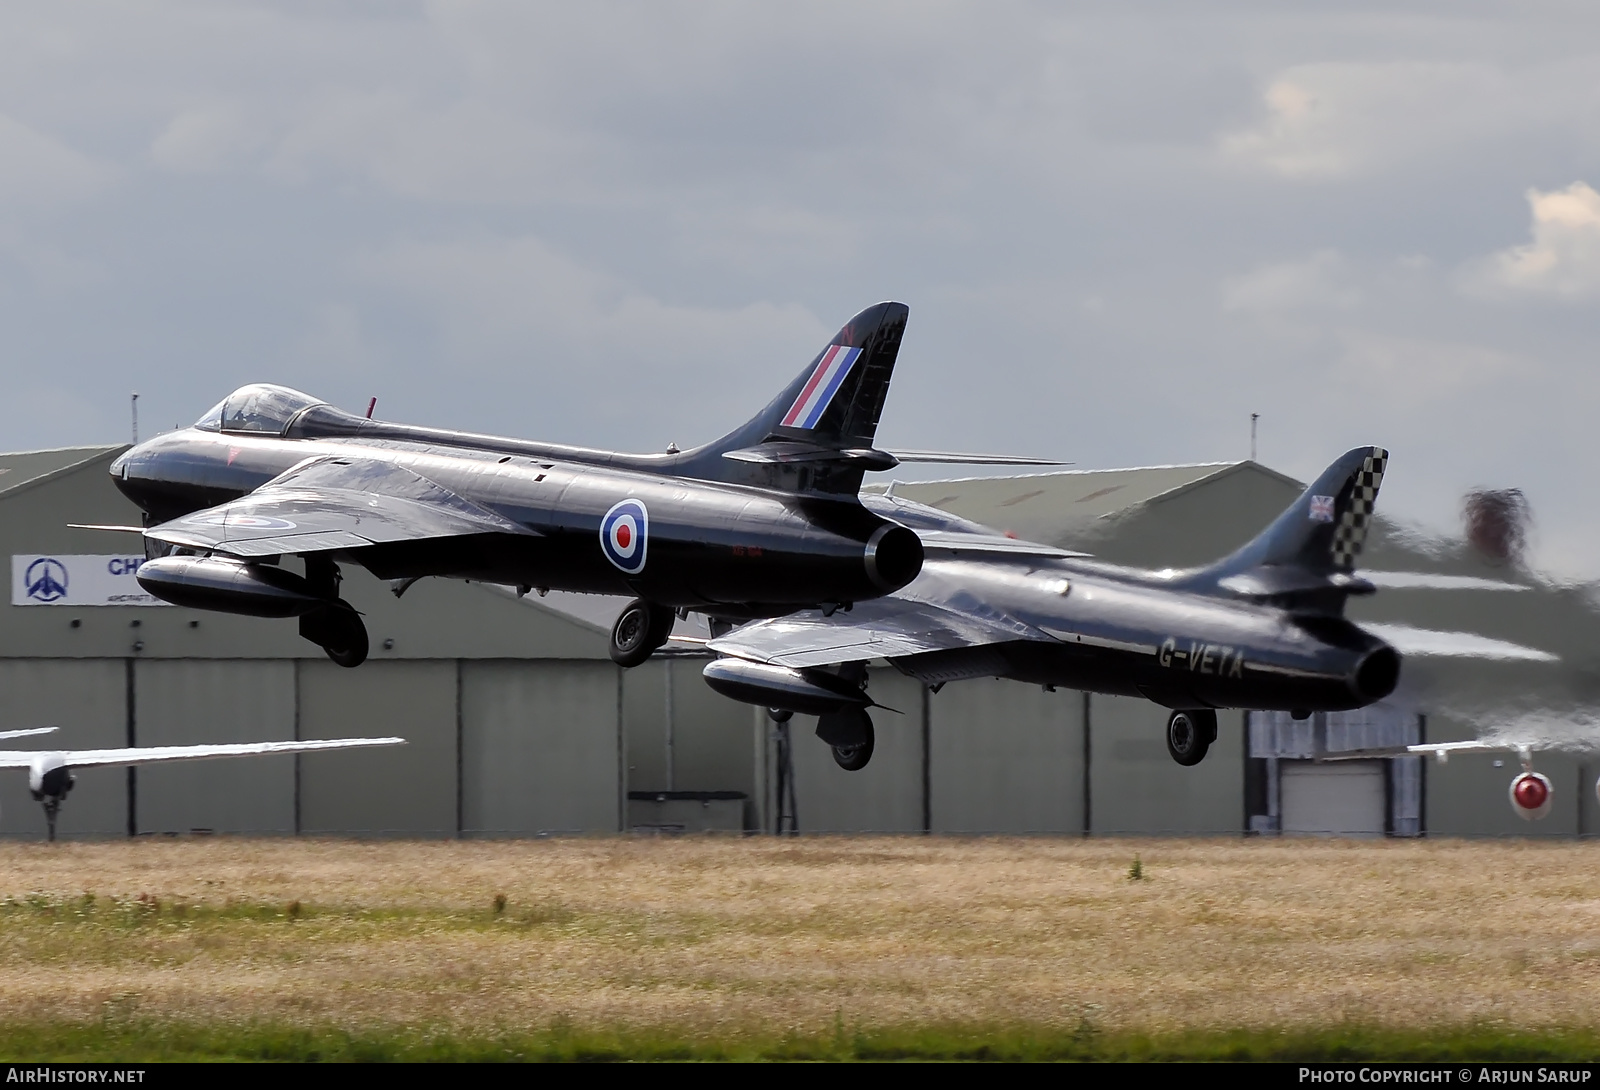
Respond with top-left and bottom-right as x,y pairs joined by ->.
0,835 -> 1596,1054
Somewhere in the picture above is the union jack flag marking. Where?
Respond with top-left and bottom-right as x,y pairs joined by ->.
781,344 -> 863,430
1309,495 -> 1335,523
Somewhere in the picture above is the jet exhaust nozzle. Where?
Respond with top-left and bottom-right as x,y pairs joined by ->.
136,555 -> 327,618
703,658 -> 871,716
864,523 -> 922,592
1351,644 -> 1401,704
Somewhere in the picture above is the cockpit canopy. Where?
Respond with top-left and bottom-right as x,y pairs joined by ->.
193,385 -> 327,436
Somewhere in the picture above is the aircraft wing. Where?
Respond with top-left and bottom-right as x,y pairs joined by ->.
145,456 -> 536,558
0,736 -> 405,770
707,594 -> 1044,668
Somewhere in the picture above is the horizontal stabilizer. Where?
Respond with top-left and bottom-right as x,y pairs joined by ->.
720,443 -> 898,471
1360,622 -> 1557,662
1218,569 -> 1375,598
1362,571 -> 1531,592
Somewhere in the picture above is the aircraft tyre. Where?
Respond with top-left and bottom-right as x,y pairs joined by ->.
610,598 -> 675,667
832,728 -> 874,771
300,600 -> 368,669
1166,709 -> 1216,767
817,707 -> 875,771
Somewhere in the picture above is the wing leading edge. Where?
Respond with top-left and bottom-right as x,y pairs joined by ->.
0,736 -> 405,770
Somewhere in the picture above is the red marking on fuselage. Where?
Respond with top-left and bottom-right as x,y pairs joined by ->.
227,447 -> 241,465
616,524 -> 631,549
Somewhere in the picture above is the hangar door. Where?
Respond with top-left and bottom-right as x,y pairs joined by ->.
1280,761 -> 1386,837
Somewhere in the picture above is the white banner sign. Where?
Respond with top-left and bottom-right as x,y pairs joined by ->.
11,555 -> 171,607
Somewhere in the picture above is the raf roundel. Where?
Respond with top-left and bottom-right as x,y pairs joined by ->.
600,499 -> 649,575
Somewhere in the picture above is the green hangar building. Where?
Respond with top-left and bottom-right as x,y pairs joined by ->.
0,444 -> 1591,840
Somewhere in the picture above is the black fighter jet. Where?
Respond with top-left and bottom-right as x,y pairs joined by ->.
89,302 -> 1056,668
701,447 -> 1556,771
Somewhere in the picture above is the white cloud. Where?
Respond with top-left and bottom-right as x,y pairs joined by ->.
1476,182 -> 1600,299
0,112 -> 111,205
1218,63 -> 1523,180
1222,251 -> 1359,314
149,104 -> 258,173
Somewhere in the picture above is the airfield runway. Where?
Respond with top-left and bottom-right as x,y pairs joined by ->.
0,836 -> 1592,1048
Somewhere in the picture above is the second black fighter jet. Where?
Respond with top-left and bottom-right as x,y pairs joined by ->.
90,302 -> 1056,668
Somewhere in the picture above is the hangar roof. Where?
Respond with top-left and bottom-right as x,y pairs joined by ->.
0,446 -> 125,499
868,461 -> 1305,543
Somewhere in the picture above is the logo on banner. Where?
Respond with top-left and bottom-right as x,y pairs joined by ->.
599,499 -> 649,575
24,558 -> 68,603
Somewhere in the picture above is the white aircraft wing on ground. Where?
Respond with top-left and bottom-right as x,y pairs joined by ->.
1,733 -> 405,839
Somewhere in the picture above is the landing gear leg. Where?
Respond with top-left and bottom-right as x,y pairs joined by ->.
41,797 -> 61,843
1165,709 -> 1217,767
31,768 -> 73,843
300,600 -> 369,668
609,598 -> 675,667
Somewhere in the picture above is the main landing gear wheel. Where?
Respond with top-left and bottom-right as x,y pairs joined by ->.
300,600 -> 369,668
1165,709 -> 1217,767
816,707 -> 875,772
609,598 -> 675,667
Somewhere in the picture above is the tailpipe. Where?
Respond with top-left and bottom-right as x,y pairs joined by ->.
864,523 -> 923,592
1351,643 -> 1401,703
703,658 -> 871,716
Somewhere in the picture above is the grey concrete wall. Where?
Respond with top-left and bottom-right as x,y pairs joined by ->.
298,660 -> 458,835
930,679 -> 1084,833
786,669 -> 925,833
0,659 -> 127,839
1089,697 -> 1245,834
134,660 -> 295,834
623,656 -> 756,796
461,660 -> 621,835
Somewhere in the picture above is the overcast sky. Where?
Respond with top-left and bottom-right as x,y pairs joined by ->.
5,2 -> 1600,572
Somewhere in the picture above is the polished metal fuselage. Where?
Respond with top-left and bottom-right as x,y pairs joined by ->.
889,557 -> 1396,712
111,424 -> 912,613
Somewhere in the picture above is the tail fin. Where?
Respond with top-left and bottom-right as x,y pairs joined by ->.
677,302 -> 909,495
1186,447 -> 1388,607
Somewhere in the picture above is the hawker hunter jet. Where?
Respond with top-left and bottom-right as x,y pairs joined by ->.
702,448 -> 1558,771
87,303 -> 1056,668
0,727 -> 403,840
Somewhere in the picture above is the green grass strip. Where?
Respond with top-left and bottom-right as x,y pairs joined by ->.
1,1022 -> 1599,1062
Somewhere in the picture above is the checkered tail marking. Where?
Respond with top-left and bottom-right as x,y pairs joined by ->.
1330,447 -> 1388,570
